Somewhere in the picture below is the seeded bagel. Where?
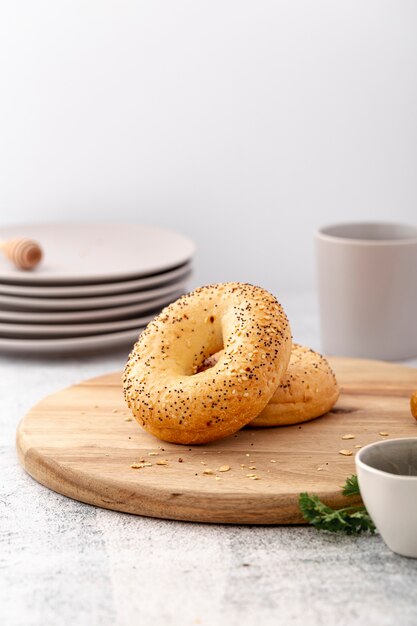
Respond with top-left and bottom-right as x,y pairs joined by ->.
123,283 -> 292,444
251,344 -> 339,426
411,391 -> 417,420
200,344 -> 339,426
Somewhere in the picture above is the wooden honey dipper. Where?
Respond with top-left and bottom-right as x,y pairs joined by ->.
0,237 -> 43,270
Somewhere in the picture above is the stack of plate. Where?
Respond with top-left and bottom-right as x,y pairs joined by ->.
0,222 -> 195,356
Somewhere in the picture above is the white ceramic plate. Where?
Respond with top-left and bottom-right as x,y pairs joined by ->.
0,262 -> 192,297
0,291 -> 185,324
0,279 -> 188,311
0,313 -> 156,339
0,327 -> 143,356
0,222 -> 195,285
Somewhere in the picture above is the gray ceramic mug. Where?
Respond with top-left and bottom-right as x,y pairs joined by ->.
315,222 -> 417,360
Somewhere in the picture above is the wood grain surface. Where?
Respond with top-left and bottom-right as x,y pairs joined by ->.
16,357 -> 417,524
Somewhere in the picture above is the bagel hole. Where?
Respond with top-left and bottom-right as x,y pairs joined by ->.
195,348 -> 223,374
186,312 -> 225,375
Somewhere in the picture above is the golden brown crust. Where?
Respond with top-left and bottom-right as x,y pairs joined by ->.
123,283 -> 292,444
200,343 -> 339,426
411,391 -> 417,420
251,344 -> 339,426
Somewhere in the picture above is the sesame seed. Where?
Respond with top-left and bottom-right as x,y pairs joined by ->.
339,450 -> 353,456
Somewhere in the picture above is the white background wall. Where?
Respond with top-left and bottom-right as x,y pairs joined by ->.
1,0 -> 416,294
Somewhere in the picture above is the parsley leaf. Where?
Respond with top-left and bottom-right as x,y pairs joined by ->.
299,475 -> 376,535
342,474 -> 360,497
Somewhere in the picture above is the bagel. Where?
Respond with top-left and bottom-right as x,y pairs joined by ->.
252,344 -> 339,426
123,282 -> 292,444
200,344 -> 339,426
411,391 -> 417,420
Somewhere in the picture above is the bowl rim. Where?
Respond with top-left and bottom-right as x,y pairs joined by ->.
355,437 -> 417,481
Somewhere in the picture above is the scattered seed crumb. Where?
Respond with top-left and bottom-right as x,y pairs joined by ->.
215,476 -> 222,481
218,465 -> 230,472
270,460 -> 277,463
131,460 -> 151,468
240,464 -> 246,468
317,467 -> 324,471
149,452 -> 159,456
354,445 -> 362,449
112,409 -> 119,414
178,458 -> 183,463
341,434 -> 355,440
156,460 -> 168,466
200,461 -> 207,466
249,466 -> 257,470
339,449 -> 353,456
203,469 -> 214,475
124,417 -> 133,422
143,462 -> 152,467
94,405 -> 99,409
245,454 -> 250,457
379,432 -> 389,437
80,411 -> 86,415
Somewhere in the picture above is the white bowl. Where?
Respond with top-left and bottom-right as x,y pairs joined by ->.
356,438 -> 417,558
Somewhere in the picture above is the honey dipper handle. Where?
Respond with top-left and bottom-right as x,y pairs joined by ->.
0,237 -> 43,270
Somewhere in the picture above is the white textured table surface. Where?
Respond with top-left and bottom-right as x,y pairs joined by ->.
2,292 -> 417,626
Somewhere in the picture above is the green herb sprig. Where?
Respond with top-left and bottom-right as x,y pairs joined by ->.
299,475 -> 376,535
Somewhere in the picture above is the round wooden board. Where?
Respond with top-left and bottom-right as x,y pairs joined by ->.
16,357 -> 417,524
